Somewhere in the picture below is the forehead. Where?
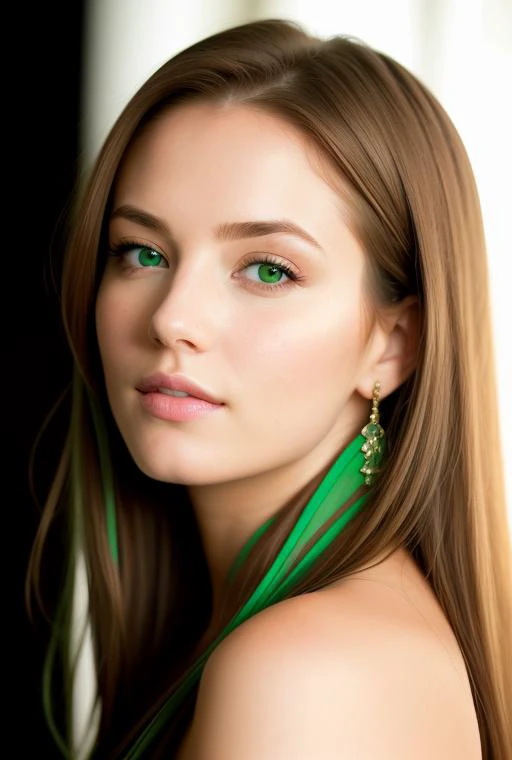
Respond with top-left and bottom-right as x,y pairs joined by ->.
114,102 -> 344,213
126,100 -> 321,169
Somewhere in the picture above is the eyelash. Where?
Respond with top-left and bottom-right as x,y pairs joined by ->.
107,240 -> 168,267
237,254 -> 302,291
107,240 -> 303,290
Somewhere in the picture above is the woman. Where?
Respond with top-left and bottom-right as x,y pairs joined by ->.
26,17 -> 512,760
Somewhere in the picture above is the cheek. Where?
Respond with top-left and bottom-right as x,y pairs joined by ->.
95,287 -> 136,372
239,299 -> 365,395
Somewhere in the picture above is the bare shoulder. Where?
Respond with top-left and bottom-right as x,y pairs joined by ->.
181,548 -> 481,760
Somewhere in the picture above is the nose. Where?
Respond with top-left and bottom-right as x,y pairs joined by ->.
147,258 -> 222,352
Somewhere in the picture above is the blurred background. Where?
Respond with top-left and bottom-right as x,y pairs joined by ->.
12,1 -> 510,756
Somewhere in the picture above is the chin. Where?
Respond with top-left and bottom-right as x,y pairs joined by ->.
126,447 -> 217,486
130,457 -> 193,485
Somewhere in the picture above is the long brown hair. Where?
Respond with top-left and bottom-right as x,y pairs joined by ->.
27,18 -> 511,759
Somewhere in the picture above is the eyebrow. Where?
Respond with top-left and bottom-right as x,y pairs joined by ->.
110,205 -> 324,252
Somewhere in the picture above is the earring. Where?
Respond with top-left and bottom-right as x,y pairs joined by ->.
360,381 -> 385,486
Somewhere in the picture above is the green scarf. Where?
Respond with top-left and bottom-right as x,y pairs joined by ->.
121,432 -> 373,758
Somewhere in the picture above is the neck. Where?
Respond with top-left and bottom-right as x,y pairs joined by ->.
187,469 -> 307,612
187,433 -> 359,613
126,431 -> 373,759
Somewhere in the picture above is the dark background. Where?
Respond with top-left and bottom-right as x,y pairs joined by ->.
11,2 -> 85,755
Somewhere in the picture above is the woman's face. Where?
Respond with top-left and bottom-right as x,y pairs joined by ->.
96,102 -> 376,489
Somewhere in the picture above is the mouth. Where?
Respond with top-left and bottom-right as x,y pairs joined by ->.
136,373 -> 224,406
136,376 -> 225,423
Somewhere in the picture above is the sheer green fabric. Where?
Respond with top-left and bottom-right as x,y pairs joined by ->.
123,432 -> 372,758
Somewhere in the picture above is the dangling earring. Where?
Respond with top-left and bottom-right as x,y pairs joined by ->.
360,381 -> 385,486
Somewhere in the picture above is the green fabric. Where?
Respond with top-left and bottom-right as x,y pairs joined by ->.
123,432 -> 371,758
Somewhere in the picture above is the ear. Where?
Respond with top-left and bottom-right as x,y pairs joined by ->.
357,296 -> 420,400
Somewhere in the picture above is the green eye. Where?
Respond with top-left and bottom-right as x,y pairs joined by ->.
108,240 -> 169,270
138,247 -> 163,267
241,257 -> 295,289
257,263 -> 284,283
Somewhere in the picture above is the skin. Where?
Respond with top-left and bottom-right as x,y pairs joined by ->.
96,102 -> 481,757
179,555 -> 482,759
96,101 -> 416,602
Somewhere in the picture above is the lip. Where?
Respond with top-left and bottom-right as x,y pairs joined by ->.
136,373 -> 224,405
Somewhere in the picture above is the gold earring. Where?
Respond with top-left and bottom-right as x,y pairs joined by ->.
360,381 -> 385,486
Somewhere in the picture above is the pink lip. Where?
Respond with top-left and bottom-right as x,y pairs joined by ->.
136,373 -> 224,422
